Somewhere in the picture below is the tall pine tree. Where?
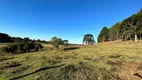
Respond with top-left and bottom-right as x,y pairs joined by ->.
98,27 -> 109,43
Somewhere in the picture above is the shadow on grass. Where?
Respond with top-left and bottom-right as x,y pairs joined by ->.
64,47 -> 80,51
0,57 -> 14,62
10,64 -> 65,80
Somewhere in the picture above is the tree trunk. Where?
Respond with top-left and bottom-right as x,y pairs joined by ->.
135,33 -> 137,42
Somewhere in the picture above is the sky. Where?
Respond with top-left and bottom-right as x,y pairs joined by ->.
0,0 -> 142,44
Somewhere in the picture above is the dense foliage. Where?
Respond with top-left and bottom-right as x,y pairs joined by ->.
98,9 -> 142,43
0,42 -> 43,54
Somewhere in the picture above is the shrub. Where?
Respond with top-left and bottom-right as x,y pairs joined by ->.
7,44 -> 18,53
35,43 -> 43,51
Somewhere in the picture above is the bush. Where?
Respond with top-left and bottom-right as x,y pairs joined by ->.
35,43 -> 43,51
7,44 -> 18,54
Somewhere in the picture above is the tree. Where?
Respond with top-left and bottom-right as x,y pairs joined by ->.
98,27 -> 109,43
63,40 -> 69,45
0,33 -> 11,42
83,34 -> 95,45
50,37 -> 63,51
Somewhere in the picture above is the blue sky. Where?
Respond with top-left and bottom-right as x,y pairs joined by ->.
0,0 -> 142,43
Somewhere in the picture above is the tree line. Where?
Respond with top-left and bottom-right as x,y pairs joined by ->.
98,9 -> 142,43
0,33 -> 45,54
0,32 -> 70,52
0,41 -> 43,54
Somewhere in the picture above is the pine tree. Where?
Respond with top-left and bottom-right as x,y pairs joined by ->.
98,27 -> 109,43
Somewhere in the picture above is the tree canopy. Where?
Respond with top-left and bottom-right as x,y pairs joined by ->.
83,34 -> 95,45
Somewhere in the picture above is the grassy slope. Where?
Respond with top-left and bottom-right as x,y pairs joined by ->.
0,41 -> 142,80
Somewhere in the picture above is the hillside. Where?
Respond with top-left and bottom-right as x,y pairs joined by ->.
0,41 -> 142,80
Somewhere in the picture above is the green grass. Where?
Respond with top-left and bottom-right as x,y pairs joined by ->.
0,41 -> 142,80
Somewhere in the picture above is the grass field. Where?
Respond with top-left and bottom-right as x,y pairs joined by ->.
0,41 -> 142,80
